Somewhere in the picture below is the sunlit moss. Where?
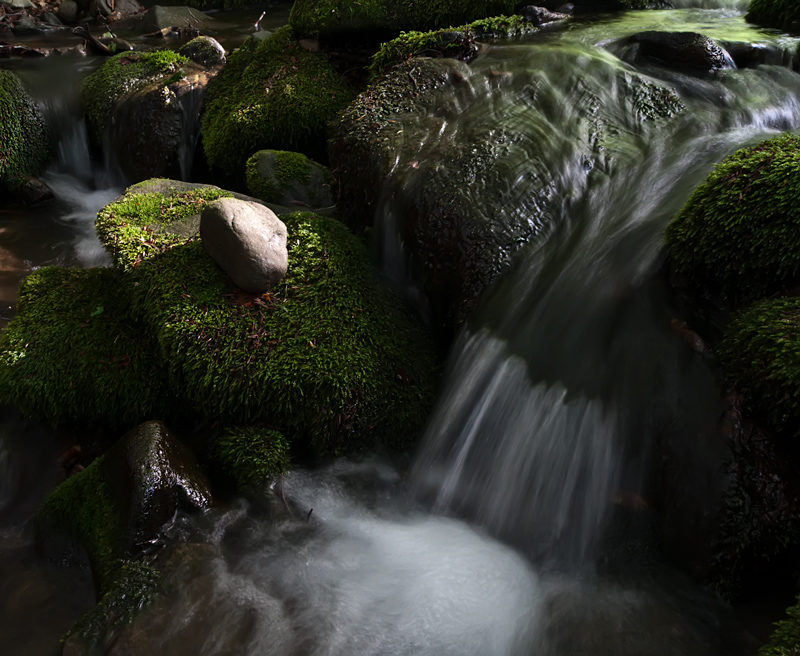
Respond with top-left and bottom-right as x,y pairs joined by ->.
759,595 -> 800,655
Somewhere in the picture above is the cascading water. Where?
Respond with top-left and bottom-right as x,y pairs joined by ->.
2,5 -> 800,655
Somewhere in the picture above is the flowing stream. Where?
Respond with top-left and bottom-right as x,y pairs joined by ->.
1,2 -> 800,654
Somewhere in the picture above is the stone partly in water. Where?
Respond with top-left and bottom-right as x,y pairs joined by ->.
200,197 -> 289,294
245,150 -> 334,209
614,31 -> 731,75
178,35 -> 226,68
0,69 -> 52,190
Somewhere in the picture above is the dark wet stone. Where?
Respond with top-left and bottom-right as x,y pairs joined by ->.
178,35 -> 225,68
14,176 -> 54,205
520,5 -> 570,25
102,420 -> 212,552
624,31 -> 730,74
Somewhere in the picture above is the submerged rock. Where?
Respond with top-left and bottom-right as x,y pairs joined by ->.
245,149 -> 334,209
0,70 -> 52,189
201,26 -> 354,179
200,198 -> 288,294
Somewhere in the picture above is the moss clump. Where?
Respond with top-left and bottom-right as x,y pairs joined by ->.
665,133 -> 800,304
0,70 -> 51,186
718,297 -> 800,436
81,50 -> 189,145
96,183 -> 233,270
747,0 -> 800,31
245,150 -> 334,207
0,267 -> 167,429
131,211 -> 438,457
369,15 -> 536,80
201,26 -> 354,178
759,595 -> 800,655
289,0 -> 518,39
36,458 -> 121,591
213,426 -> 290,490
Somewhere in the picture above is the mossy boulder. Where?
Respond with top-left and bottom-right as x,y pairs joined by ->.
289,0 -> 519,39
747,0 -> 800,32
0,266 -> 168,429
201,26 -> 354,179
665,133 -> 800,305
0,69 -> 52,188
212,426 -> 290,492
368,15 -> 538,80
246,150 -> 334,209
717,297 -> 800,436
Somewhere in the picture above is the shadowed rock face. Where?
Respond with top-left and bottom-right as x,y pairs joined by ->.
621,32 -> 731,74
102,420 -> 212,552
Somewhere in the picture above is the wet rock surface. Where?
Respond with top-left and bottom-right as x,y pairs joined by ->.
619,31 -> 730,74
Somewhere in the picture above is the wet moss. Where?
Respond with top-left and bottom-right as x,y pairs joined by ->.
95,183 -> 234,270
665,133 -> 800,304
0,70 -> 52,186
36,458 -> 122,592
245,150 -> 333,207
0,266 -> 168,429
201,26 -> 354,178
289,0 -> 518,38
747,0 -> 800,31
213,426 -> 290,491
718,297 -> 800,437
369,15 -> 537,80
81,50 -> 189,146
131,211 -> 438,457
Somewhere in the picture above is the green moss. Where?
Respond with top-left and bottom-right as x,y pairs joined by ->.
718,297 -> 800,436
201,26 -> 354,178
759,595 -> 800,655
0,267 -> 168,429
0,70 -> 52,185
665,133 -> 800,304
245,150 -> 333,206
274,151 -> 312,187
131,211 -> 438,457
36,458 -> 121,592
369,15 -> 536,80
289,0 -> 518,39
70,560 -> 160,645
747,0 -> 800,31
81,51 -> 189,145
213,426 -> 290,490
95,184 -> 233,270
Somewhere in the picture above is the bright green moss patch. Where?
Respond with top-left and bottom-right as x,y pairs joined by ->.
369,15 -> 536,80
81,50 -> 189,145
96,183 -> 233,270
747,0 -> 800,31
132,211 -> 438,457
289,0 -> 518,39
36,458 -> 122,591
759,595 -> 800,655
0,70 -> 51,185
213,426 -> 290,490
0,267 -> 167,429
201,26 -> 354,178
665,133 -> 800,304
718,297 -> 800,436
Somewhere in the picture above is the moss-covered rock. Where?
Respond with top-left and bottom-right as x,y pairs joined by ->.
129,211 -> 438,456
747,0 -> 800,32
82,50 -> 189,148
0,69 -> 52,187
0,266 -> 168,429
213,426 -> 290,491
201,26 -> 354,179
245,150 -> 334,208
718,297 -> 800,436
289,0 -> 521,39
665,133 -> 800,305
369,15 -> 538,80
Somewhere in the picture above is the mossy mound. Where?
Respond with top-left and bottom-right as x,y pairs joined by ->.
747,0 -> 800,32
130,211 -> 437,456
0,70 -> 51,186
369,15 -> 537,80
213,426 -> 290,491
35,458 -> 122,592
665,133 -> 800,304
201,26 -> 354,178
81,50 -> 189,146
718,297 -> 800,436
246,150 -> 334,208
289,0 -> 518,39
0,266 -> 168,429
